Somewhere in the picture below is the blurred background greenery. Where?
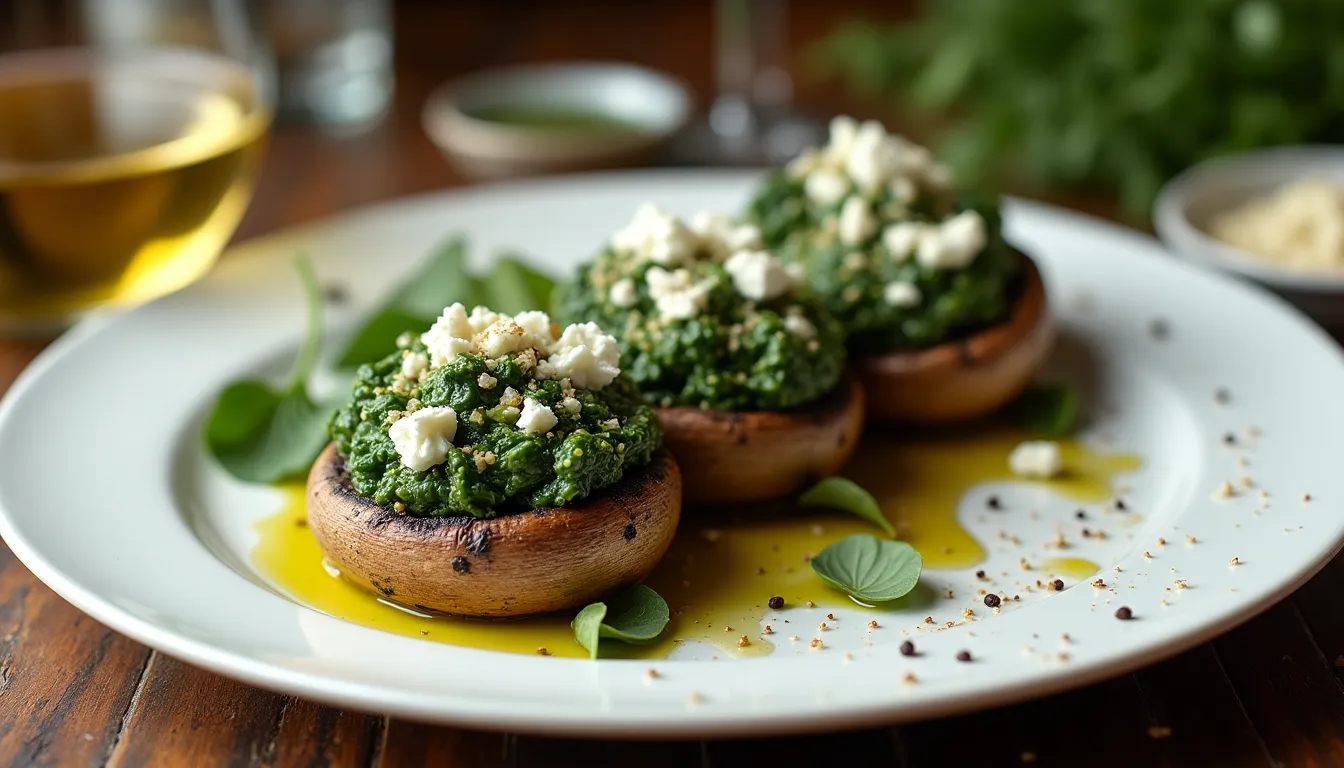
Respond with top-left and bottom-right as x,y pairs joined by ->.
809,0 -> 1344,220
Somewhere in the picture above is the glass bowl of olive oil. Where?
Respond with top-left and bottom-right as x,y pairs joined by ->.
421,63 -> 691,179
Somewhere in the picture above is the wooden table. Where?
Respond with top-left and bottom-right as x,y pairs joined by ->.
3,3 -> 1343,766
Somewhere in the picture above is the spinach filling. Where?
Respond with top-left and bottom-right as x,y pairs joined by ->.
329,344 -> 660,519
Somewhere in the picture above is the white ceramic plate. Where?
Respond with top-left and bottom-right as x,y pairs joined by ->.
2,170 -> 1343,738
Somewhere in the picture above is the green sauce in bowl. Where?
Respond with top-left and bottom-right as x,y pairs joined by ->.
467,106 -> 645,134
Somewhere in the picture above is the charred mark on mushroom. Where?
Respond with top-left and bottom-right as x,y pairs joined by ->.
623,522 -> 638,540
464,527 -> 491,555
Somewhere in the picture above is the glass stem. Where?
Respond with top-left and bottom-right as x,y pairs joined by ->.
708,0 -> 759,154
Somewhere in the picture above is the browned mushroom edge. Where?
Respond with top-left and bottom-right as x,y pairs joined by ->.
655,372 -> 866,504
306,444 -> 682,618
855,251 -> 1055,425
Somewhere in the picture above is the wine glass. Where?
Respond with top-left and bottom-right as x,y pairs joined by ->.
0,0 -> 274,335
671,0 -> 826,166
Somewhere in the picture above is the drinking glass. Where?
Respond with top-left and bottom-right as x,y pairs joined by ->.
0,0 -> 274,335
672,0 -> 825,166
258,0 -> 393,131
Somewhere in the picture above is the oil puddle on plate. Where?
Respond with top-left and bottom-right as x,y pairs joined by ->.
254,424 -> 1139,659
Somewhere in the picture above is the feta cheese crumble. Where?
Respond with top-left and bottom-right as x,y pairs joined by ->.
690,210 -> 763,259
882,222 -> 922,261
608,278 -> 637,308
388,406 -> 458,471
610,203 -> 699,266
517,398 -> 558,436
723,249 -> 794,301
783,313 -> 817,339
787,115 -> 952,198
645,266 -> 709,321
838,197 -> 877,246
419,304 -> 621,391
917,210 -> 987,270
804,168 -> 849,207
1008,441 -> 1065,479
422,304 -> 541,367
401,352 -> 429,381
535,322 -> 622,390
883,282 -> 922,308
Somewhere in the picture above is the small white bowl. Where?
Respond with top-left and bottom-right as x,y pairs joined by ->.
1154,145 -> 1344,330
422,63 -> 692,178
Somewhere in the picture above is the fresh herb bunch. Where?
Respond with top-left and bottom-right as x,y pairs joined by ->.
810,1 -> 1344,218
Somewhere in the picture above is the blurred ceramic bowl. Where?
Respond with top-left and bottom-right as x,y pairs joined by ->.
1154,145 -> 1344,331
422,63 -> 692,178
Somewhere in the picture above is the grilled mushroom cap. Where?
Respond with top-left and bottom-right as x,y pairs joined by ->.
306,444 -> 682,618
655,373 -> 865,504
856,251 -> 1054,425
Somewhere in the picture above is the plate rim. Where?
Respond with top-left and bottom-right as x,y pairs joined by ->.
3,168 -> 1344,737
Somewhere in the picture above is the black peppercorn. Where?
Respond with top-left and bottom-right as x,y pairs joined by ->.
975,570 -> 986,579
956,650 -> 972,662
984,593 -> 1002,608
767,596 -> 784,610
1052,579 -> 1065,591
1115,606 -> 1134,620
900,640 -> 916,656
986,495 -> 1002,510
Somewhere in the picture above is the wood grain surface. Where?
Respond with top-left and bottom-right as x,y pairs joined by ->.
1,2 -> 1342,766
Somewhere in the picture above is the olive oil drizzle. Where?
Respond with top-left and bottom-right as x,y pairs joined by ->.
254,426 -> 1139,659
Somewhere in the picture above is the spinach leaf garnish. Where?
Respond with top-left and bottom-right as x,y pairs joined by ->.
334,240 -> 558,368
1007,383 -> 1080,438
205,256 -> 332,483
335,237 -> 479,368
482,254 -> 558,316
571,585 -> 670,659
799,477 -> 896,537
809,534 -> 923,604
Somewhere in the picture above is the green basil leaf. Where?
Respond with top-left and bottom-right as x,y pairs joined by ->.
810,534 -> 922,603
206,386 -> 331,483
571,602 -> 607,660
798,477 -> 896,537
206,256 -> 332,483
571,585 -> 670,659
484,254 -> 557,315
1007,384 -> 1080,438
333,307 -> 427,369
335,237 -> 480,367
393,237 -> 472,319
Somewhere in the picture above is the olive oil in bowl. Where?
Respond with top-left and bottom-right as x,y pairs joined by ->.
0,47 -> 269,326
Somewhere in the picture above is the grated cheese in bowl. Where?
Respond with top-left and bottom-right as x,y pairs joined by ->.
1209,178 -> 1344,272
